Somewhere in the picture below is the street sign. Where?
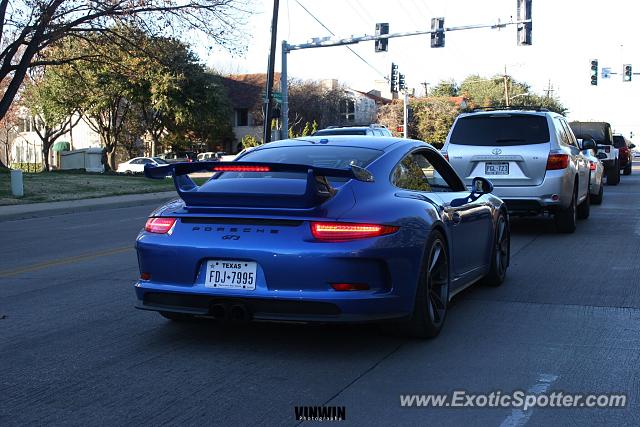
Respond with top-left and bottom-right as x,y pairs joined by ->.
262,91 -> 283,104
602,67 -> 611,79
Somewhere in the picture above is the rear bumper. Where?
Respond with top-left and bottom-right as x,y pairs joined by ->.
490,171 -> 568,214
135,285 -> 407,323
134,224 -> 426,323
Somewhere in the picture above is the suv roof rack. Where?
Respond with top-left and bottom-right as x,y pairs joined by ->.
470,106 -> 550,113
325,124 -> 388,129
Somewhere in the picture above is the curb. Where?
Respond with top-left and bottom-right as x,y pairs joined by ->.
0,191 -> 177,222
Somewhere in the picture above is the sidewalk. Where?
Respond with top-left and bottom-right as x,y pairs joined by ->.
0,191 -> 177,221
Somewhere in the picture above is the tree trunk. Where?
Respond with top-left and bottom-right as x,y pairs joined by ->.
107,148 -> 116,171
42,144 -> 51,171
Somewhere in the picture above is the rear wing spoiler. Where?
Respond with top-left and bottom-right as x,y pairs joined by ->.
144,161 -> 374,208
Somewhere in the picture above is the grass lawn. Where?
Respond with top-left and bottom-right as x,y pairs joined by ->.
0,170 -> 208,206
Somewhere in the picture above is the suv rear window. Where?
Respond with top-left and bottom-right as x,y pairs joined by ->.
449,114 -> 550,146
613,135 -> 626,148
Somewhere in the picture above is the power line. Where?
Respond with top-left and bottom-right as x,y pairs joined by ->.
293,0 -> 389,81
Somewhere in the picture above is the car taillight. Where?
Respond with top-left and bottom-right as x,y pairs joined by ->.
589,161 -> 596,171
212,165 -> 270,172
145,217 -> 176,234
546,153 -> 569,170
310,222 -> 399,241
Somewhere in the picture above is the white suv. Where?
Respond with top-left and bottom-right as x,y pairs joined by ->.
441,109 -> 594,233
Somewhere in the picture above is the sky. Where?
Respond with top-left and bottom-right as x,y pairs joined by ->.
198,0 -> 640,140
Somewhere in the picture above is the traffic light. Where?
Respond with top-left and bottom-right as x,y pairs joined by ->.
430,18 -> 445,48
390,63 -> 399,93
590,59 -> 598,86
517,0 -> 532,45
375,23 -> 389,52
398,73 -> 406,91
623,64 -> 632,82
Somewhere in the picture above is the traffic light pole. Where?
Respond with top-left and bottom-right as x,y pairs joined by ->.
280,17 -> 532,139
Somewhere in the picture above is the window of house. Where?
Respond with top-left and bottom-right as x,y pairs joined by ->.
340,99 -> 356,122
236,108 -> 249,127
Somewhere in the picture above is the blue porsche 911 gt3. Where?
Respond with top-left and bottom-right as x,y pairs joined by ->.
135,136 -> 510,337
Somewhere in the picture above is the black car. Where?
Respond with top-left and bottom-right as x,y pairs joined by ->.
569,121 -> 620,185
613,135 -> 635,175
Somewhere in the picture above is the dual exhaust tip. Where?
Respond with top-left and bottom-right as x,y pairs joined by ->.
210,303 -> 251,322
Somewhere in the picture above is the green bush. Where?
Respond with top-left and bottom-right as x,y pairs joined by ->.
11,163 -> 44,173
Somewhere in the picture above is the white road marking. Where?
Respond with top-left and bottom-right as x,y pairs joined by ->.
499,373 -> 559,427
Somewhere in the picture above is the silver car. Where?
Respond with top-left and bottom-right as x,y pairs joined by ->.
441,109 -> 594,233
578,141 -> 604,204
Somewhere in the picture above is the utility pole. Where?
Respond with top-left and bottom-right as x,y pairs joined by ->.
503,65 -> 510,107
544,79 -> 554,98
403,91 -> 409,138
421,81 -> 429,97
263,0 -> 280,144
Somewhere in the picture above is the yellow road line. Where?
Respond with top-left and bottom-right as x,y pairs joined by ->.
0,246 -> 133,278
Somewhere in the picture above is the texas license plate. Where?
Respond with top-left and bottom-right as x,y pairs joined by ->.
485,162 -> 509,175
205,260 -> 257,290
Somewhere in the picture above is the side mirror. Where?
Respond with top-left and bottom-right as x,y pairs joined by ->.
581,138 -> 597,151
472,177 -> 493,194
451,177 -> 493,207
630,143 -> 636,149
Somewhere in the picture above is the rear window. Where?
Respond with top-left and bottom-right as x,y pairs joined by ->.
449,114 -> 550,146
314,129 -> 367,136
613,135 -> 626,148
217,145 -> 382,182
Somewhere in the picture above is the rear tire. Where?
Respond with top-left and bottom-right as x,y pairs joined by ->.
554,189 -> 577,233
480,212 -> 509,287
607,161 -> 620,185
159,311 -> 195,322
396,230 -> 449,338
623,162 -> 632,175
591,183 -> 603,205
577,185 -> 590,220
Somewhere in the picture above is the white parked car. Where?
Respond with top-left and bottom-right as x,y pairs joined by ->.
117,157 -> 168,174
197,152 -> 216,161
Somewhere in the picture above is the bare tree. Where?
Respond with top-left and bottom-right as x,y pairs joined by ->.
0,0 -> 251,123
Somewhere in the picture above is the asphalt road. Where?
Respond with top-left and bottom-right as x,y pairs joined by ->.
1,164 -> 639,426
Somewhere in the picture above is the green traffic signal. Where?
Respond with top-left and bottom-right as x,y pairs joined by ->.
623,64 -> 632,82
590,59 -> 598,86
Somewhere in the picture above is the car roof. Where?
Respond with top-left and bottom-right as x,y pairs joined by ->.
253,135 -> 407,151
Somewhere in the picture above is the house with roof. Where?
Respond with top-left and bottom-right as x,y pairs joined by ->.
220,74 -> 391,152
220,73 -> 280,152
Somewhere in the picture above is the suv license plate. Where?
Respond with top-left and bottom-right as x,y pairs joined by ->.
205,260 -> 257,290
485,162 -> 509,175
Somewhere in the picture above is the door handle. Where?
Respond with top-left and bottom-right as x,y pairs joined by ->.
451,212 -> 462,225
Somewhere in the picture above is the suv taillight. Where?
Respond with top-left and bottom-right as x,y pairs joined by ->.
589,161 -> 596,171
546,153 -> 569,170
